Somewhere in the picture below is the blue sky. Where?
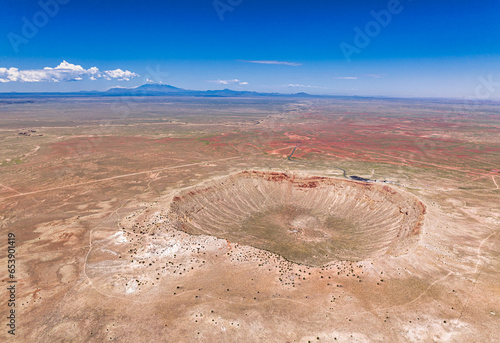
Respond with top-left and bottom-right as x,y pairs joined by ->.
1,0 -> 500,98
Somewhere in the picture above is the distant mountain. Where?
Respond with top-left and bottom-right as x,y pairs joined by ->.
103,84 -> 314,98
134,84 -> 186,93
0,83 -> 326,99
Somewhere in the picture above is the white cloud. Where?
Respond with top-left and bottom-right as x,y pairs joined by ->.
238,60 -> 302,66
55,60 -> 86,72
104,69 -> 138,81
209,79 -> 248,85
365,74 -> 386,78
333,76 -> 358,80
0,61 -> 139,83
286,84 -> 324,88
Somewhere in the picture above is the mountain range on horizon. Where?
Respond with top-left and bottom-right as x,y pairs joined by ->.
104,83 -> 296,97
0,83 -> 314,98
0,83 -> 497,104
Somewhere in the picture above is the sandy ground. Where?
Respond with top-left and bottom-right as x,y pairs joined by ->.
0,97 -> 499,342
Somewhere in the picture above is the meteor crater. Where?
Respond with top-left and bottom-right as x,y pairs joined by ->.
168,171 -> 426,266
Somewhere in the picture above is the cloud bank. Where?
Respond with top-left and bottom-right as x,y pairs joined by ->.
239,60 -> 302,67
0,61 -> 140,83
332,76 -> 358,80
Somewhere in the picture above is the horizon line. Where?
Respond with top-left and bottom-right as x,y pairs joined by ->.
0,83 -> 497,103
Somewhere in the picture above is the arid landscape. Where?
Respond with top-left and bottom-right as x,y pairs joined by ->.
0,96 -> 498,342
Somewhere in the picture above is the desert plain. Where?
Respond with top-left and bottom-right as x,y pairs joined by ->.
0,96 -> 499,342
